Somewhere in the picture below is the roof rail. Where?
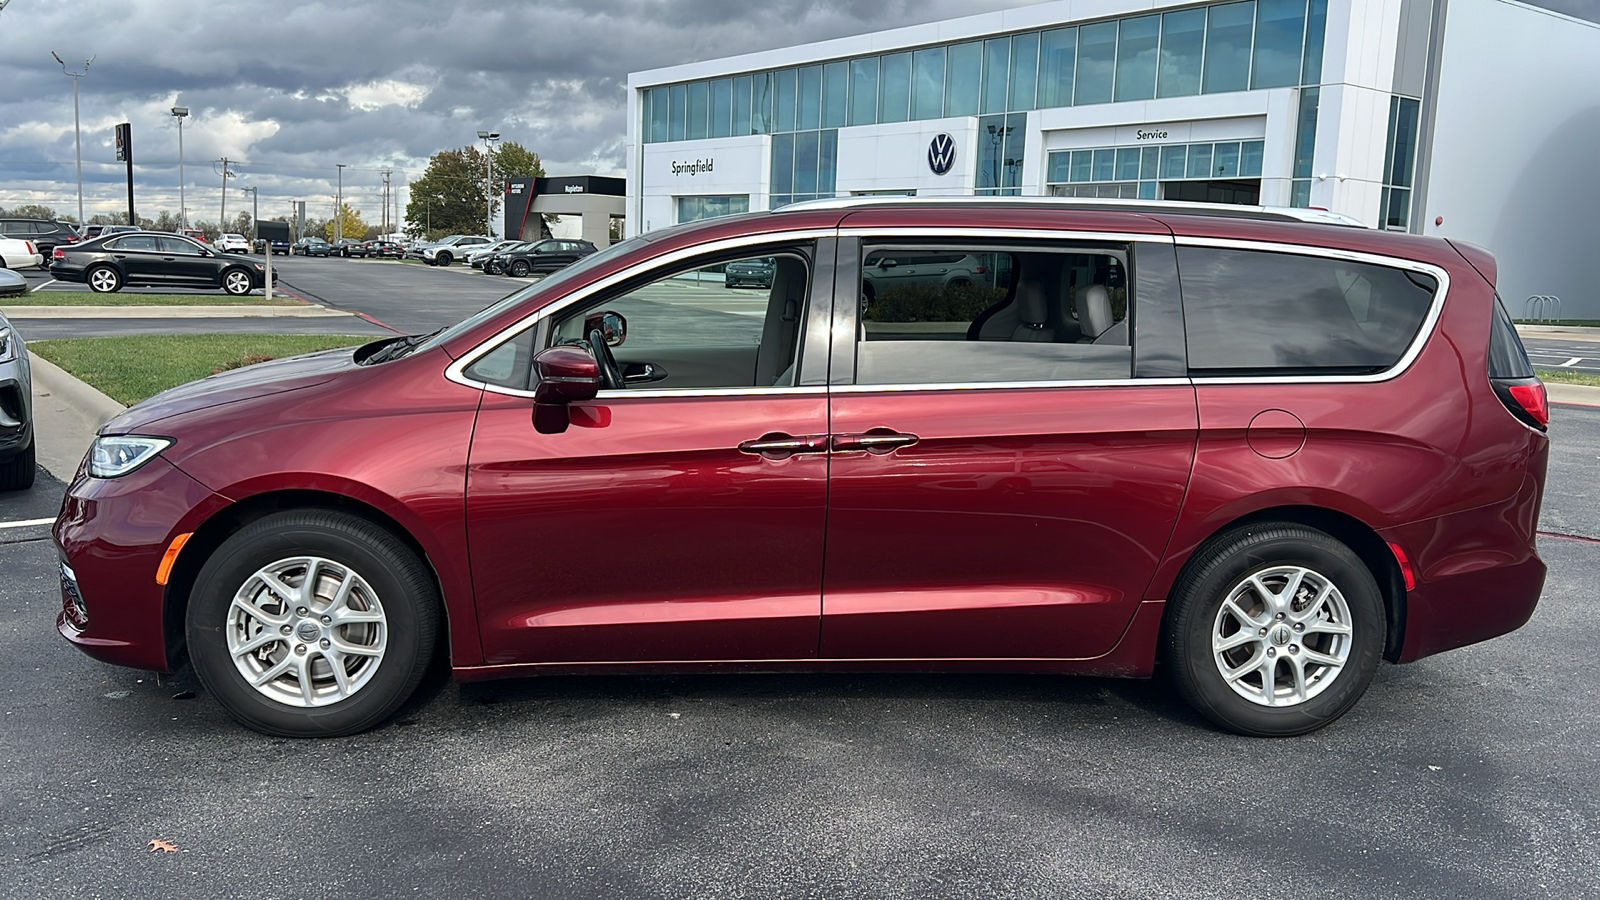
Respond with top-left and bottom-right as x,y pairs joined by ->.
774,195 -> 1368,228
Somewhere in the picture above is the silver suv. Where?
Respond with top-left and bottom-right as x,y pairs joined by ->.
416,235 -> 493,267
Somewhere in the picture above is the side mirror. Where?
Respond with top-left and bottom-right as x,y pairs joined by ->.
877,258 -> 897,270
583,310 -> 627,347
532,345 -> 600,434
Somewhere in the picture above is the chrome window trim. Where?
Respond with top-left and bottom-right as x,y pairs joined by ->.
839,226 -> 1171,244
445,229 -> 833,395
1172,236 -> 1451,385
832,378 -> 1190,393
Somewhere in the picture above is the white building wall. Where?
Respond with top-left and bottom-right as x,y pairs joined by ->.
836,118 -> 980,196
1308,0 -> 1406,223
638,136 -> 769,234
1424,0 -> 1600,318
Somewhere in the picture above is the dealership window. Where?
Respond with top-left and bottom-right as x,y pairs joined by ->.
1379,95 -> 1421,230
1046,140 -> 1264,202
770,129 -> 838,209
676,196 -> 750,224
641,0 -> 1330,145
977,113 -> 1026,195
1178,246 -> 1437,373
1114,15 -> 1161,102
853,245 -> 1133,385
1290,86 -> 1319,207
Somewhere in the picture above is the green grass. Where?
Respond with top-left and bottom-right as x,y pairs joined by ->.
30,333 -> 375,405
1536,368 -> 1600,388
5,290 -> 305,307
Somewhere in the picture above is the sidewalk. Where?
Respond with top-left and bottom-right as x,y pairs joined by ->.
27,350 -> 125,481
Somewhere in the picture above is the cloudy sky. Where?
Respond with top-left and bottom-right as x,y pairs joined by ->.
0,0 -> 1047,225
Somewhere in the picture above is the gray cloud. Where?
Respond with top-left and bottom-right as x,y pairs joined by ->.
0,0 -> 1044,222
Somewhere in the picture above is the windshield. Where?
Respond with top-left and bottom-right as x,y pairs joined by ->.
415,236 -> 647,353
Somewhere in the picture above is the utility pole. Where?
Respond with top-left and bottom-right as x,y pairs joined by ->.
216,158 -> 236,230
381,168 -> 393,236
335,163 -> 347,242
51,51 -> 94,224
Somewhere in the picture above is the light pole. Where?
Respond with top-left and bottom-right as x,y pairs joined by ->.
170,107 -> 189,229
335,163 -> 346,242
52,51 -> 94,224
240,186 -> 258,244
477,130 -> 500,238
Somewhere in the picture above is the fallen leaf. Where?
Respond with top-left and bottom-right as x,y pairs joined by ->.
148,838 -> 178,853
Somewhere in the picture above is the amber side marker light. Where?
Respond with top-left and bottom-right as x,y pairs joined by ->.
155,533 -> 192,585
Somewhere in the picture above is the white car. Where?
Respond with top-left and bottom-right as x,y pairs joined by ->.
0,237 -> 45,269
216,233 -> 251,254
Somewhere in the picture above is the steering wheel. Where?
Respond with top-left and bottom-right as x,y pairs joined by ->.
587,328 -> 624,390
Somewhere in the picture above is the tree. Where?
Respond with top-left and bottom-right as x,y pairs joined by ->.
7,203 -> 65,221
322,204 -> 366,242
405,141 -> 547,240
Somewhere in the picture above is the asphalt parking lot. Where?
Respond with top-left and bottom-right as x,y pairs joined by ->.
2,256 -> 1597,897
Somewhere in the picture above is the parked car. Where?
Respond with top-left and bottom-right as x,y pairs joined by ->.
413,234 -> 493,267
367,240 -> 405,259
0,307 -> 34,491
496,239 -> 598,277
723,257 -> 776,289
0,217 -> 80,256
51,197 -> 1549,739
0,236 -> 44,269
329,238 -> 364,258
466,240 -> 523,270
292,237 -> 332,257
49,231 -> 275,295
80,224 -> 139,240
216,233 -> 252,254
0,266 -> 29,298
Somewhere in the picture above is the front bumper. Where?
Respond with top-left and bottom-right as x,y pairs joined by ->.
54,455 -> 229,672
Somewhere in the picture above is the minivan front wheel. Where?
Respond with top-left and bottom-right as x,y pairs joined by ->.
1163,524 -> 1384,737
187,510 -> 439,737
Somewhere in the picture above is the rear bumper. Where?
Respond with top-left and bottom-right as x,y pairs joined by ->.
1384,472 -> 1548,663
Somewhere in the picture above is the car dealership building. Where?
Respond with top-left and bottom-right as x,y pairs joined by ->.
626,0 -> 1600,317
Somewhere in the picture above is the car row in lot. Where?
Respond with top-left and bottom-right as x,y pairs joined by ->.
480,239 -> 598,276
49,230 -> 276,295
50,197 -> 1549,740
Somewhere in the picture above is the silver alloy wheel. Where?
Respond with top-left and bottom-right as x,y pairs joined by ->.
223,270 -> 252,295
225,555 -> 388,708
1211,565 -> 1353,707
89,267 -> 119,292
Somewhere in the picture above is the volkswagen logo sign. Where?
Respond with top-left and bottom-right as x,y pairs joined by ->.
927,133 -> 957,176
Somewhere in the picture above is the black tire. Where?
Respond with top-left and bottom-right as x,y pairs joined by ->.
508,260 -> 530,278
0,438 -> 35,491
1162,523 -> 1385,737
435,252 -> 452,267
186,510 -> 440,737
87,264 -> 122,293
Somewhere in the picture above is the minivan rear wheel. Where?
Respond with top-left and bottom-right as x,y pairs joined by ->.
187,510 -> 439,737
1163,523 -> 1384,737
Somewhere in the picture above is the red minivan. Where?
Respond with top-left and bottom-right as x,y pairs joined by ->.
54,199 -> 1549,737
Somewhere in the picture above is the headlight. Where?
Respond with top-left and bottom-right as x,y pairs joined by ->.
0,325 -> 13,362
89,436 -> 174,478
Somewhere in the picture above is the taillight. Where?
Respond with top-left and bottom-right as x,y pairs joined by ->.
1507,381 -> 1548,428
24,241 -> 35,254
52,247 -> 65,259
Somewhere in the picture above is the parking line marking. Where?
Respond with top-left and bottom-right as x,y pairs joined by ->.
0,517 -> 54,530
1559,357 -> 1583,367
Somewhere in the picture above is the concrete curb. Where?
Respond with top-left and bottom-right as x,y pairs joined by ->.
3,304 -> 354,318
1548,382 -> 1600,407
1517,324 -> 1600,342
26,350 -> 126,482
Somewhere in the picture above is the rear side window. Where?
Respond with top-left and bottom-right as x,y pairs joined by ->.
1488,295 -> 1535,379
1179,247 -> 1438,374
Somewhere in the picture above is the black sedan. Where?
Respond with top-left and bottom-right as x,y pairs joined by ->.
292,238 -> 332,257
724,257 -> 776,289
49,232 -> 275,295
495,239 -> 597,277
329,238 -> 364,257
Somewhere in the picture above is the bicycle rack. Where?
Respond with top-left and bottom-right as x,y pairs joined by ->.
1524,295 -> 1562,323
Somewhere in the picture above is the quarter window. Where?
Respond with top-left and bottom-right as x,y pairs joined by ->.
1178,246 -> 1438,373
109,235 -> 160,252
855,245 -> 1132,385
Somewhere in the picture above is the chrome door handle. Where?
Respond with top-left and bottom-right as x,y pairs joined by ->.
737,432 -> 829,460
831,430 -> 919,454
623,364 -> 658,384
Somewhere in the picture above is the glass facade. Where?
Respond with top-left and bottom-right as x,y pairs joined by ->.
677,195 -> 751,223
1380,95 -> 1421,230
1290,86 -> 1319,207
1047,139 -> 1265,199
642,0 -> 1330,143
